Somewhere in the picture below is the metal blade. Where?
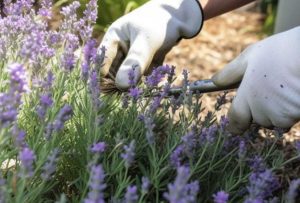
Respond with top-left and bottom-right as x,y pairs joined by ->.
168,79 -> 240,96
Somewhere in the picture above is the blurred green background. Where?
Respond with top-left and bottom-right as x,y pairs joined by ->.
260,0 -> 278,34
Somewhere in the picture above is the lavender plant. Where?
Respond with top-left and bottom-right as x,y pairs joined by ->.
0,1 -> 299,203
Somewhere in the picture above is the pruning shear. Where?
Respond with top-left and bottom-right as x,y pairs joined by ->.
156,79 -> 240,97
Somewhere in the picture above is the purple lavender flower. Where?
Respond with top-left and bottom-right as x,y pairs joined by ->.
164,166 -> 199,203
121,140 -> 136,168
248,156 -> 266,173
53,104 -> 73,131
8,63 -> 28,94
84,164 -> 106,203
170,95 -> 184,114
61,47 -> 76,71
49,31 -> 62,45
0,64 -> 27,126
75,0 -> 98,40
61,33 -> 79,71
286,179 -> 300,203
129,87 -> 142,102
200,125 -> 218,144
0,94 -> 18,126
81,39 -> 97,80
83,39 -> 97,62
125,185 -> 138,203
20,29 -> 54,64
40,94 -> 53,107
141,177 -> 150,194
88,70 -> 102,110
182,69 -> 189,89
145,65 -> 172,88
238,140 -> 246,160
38,0 -> 53,19
137,114 -> 145,122
167,65 -> 175,84
81,63 -> 89,81
12,127 -> 26,148
37,93 -> 53,119
83,0 -> 98,23
44,71 -> 55,89
90,142 -> 106,153
5,0 -> 34,15
45,123 -> 54,140
95,46 -> 106,72
60,1 -> 80,32
41,148 -> 59,180
220,116 -> 229,131
149,84 -> 170,113
213,191 -> 229,203
215,92 -> 228,111
170,145 -> 185,168
245,169 -> 280,202
19,147 -> 36,177
142,115 -> 155,145
181,130 -> 198,158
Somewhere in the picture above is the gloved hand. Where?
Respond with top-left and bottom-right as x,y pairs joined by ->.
212,27 -> 300,134
98,0 -> 203,89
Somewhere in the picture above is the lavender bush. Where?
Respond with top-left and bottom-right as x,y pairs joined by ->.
0,1 -> 300,202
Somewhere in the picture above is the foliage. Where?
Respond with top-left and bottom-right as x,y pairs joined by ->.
0,0 -> 300,203
54,0 -> 149,32
260,0 -> 279,35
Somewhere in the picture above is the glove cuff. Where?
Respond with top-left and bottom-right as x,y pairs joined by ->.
184,0 -> 204,39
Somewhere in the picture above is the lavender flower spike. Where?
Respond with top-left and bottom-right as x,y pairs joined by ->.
141,177 -> 150,194
213,191 -> 229,203
84,0 -> 98,23
129,87 -> 142,102
170,145 -> 185,168
82,39 -> 97,80
53,104 -> 73,131
164,166 -> 199,203
84,164 -> 106,203
286,179 -> 300,203
19,147 -> 36,177
38,0 -> 53,19
9,63 -> 28,94
245,169 -> 280,202
41,148 -> 59,180
90,142 -> 106,153
121,140 -> 136,168
125,185 -> 138,203
88,70 -> 102,110
145,65 -> 172,88
37,93 -> 53,119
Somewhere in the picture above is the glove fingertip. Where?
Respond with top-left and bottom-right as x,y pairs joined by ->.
226,98 -> 252,135
115,64 -> 142,90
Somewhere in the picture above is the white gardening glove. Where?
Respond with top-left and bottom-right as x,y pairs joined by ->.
212,27 -> 300,134
98,0 -> 203,89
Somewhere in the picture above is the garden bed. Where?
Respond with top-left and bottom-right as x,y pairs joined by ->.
0,1 -> 300,202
